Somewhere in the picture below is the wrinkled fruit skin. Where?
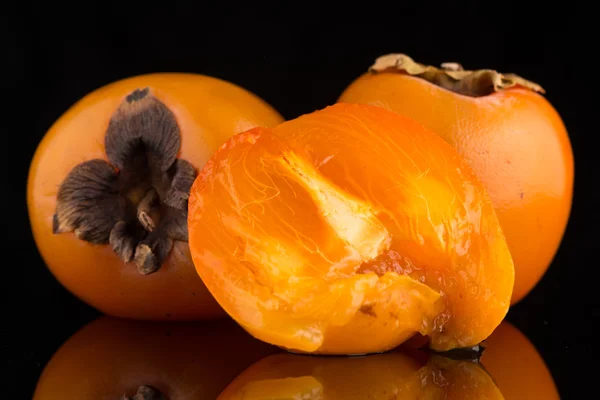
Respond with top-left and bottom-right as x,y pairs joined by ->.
188,103 -> 514,354
27,73 -> 283,320
32,317 -> 278,399
339,73 -> 574,304
217,350 -> 503,399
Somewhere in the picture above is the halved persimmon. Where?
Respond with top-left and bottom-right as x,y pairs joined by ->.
27,73 -> 283,320
338,54 -> 574,304
188,103 -> 514,354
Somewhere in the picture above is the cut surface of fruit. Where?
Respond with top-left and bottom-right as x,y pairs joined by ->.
188,103 -> 514,353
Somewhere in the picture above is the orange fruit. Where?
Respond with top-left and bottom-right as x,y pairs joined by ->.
188,103 -> 514,354
338,54 -> 574,304
27,73 -> 283,320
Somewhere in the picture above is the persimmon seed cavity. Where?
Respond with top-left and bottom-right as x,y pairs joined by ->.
119,385 -> 166,400
53,88 -> 197,274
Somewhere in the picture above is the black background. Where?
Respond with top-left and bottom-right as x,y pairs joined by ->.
3,3 -> 595,399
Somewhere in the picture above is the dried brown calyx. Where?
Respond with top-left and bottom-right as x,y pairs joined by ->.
369,53 -> 545,97
119,385 -> 166,400
53,87 -> 197,275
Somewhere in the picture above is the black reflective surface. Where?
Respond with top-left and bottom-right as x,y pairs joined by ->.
6,4 -> 595,399
5,301 -> 573,399
24,316 -> 558,399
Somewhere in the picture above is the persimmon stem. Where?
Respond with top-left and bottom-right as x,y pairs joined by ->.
120,385 -> 166,400
369,54 -> 545,97
52,88 -> 197,275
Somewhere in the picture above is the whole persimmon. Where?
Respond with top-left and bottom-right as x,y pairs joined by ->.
27,73 -> 284,320
188,103 -> 514,354
338,54 -> 574,304
217,349 -> 503,399
481,321 -> 559,399
32,317 -> 278,399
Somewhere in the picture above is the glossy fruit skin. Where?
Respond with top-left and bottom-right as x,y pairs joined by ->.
32,317 -> 278,399
217,350 -> 503,399
481,321 -> 559,400
339,73 -> 574,304
188,103 -> 514,354
27,73 -> 284,320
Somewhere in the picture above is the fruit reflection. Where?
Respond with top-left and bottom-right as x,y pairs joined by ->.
217,320 -> 559,399
481,321 -> 559,400
217,349 -> 503,399
33,316 -> 278,399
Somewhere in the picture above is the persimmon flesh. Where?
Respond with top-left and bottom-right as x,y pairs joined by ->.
27,73 -> 283,320
188,103 -> 514,354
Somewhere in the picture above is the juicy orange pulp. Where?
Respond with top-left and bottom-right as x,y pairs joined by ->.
188,103 -> 514,354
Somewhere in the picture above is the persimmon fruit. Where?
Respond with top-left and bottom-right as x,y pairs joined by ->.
188,103 -> 514,354
32,317 -> 278,399
338,54 -> 574,304
27,73 -> 284,320
217,349 -> 503,399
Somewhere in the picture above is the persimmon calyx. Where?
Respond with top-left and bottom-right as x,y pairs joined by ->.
119,385 -> 166,400
369,53 -> 545,97
52,88 -> 197,275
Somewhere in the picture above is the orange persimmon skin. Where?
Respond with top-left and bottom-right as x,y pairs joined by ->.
339,73 -> 574,304
481,321 -> 560,400
188,103 -> 514,354
32,317 -> 278,399
27,73 -> 284,320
